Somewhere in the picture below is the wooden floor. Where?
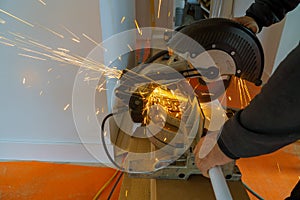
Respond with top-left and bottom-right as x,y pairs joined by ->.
237,142 -> 300,200
0,142 -> 299,199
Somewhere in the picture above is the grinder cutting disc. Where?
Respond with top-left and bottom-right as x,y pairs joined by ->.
168,18 -> 264,86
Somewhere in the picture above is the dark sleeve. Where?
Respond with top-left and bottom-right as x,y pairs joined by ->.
218,43 -> 300,159
245,0 -> 300,31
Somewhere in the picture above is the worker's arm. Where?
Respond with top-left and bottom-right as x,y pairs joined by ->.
232,0 -> 300,33
218,43 -> 300,159
245,0 -> 300,32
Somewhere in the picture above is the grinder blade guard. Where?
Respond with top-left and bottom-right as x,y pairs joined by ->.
168,18 -> 264,86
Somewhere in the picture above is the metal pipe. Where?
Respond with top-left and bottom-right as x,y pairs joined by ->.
209,166 -> 233,200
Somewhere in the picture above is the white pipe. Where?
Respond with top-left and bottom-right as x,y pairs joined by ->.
209,166 -> 233,200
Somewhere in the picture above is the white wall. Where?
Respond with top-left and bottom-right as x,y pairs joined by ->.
0,0 -> 103,163
0,0 -> 138,164
273,5 -> 300,72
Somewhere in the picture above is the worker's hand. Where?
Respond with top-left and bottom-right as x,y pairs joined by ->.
231,16 -> 259,34
193,132 -> 233,178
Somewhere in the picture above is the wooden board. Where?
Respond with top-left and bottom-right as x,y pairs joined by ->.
119,174 -> 250,200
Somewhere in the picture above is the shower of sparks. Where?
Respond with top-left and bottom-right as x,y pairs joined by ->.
22,77 -> 26,85
38,0 -> 46,6
0,41 -> 15,47
8,31 -> 25,39
38,24 -> 64,38
63,104 -> 70,111
1,23 -> 128,91
0,18 -> 6,24
127,44 -> 133,51
157,0 -> 162,19
120,16 -> 126,24
71,38 -> 80,43
61,25 -> 80,40
134,20 -> 142,35
18,53 -> 47,61
82,33 -> 98,45
25,40 -> 112,73
0,9 -> 34,27
232,77 -> 253,109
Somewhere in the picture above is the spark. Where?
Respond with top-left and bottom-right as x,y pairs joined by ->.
0,9 -> 34,27
276,162 -> 281,173
104,131 -> 107,136
18,53 -> 46,61
0,18 -> 5,24
39,90 -> 43,96
96,108 -> 100,115
125,190 -> 128,197
242,79 -> 252,103
134,20 -> 142,35
118,56 -> 122,61
127,44 -> 133,51
38,0 -> 46,6
163,137 -> 167,142
28,40 -> 52,50
8,31 -> 25,39
236,78 -> 244,108
57,47 -> 70,52
157,0 -> 162,19
19,47 -> 50,57
61,25 -> 80,40
38,24 -> 64,38
168,11 -> 171,17
228,96 -> 232,101
22,77 -> 26,85
0,41 -> 15,47
72,38 -> 80,43
63,104 -> 70,111
120,16 -> 126,24
82,33 -> 98,45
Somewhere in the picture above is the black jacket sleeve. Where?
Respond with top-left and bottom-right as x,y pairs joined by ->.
218,43 -> 300,159
245,0 -> 300,31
